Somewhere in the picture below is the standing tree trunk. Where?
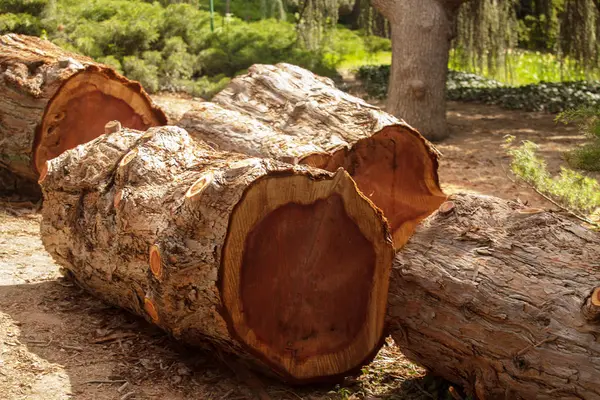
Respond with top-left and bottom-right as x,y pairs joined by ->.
389,194 -> 600,399
40,125 -> 394,383
0,34 -> 166,192
163,63 -> 446,248
371,0 -> 465,141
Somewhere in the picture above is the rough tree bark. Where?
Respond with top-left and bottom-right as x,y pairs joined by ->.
371,0 -> 465,141
40,124 -> 394,383
161,63 -> 446,248
390,194 -> 600,399
0,34 -> 167,193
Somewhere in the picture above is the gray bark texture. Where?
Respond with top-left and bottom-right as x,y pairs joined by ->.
0,33 -> 165,190
39,125 -> 394,383
212,63 -> 400,155
390,193 -> 600,399
371,0 -> 464,140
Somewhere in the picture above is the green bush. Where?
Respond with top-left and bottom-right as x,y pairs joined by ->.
0,0 -> 383,97
0,12 -> 43,35
506,137 -> 600,223
0,0 -> 48,15
97,55 -> 123,73
122,56 -> 159,93
558,106 -> 600,171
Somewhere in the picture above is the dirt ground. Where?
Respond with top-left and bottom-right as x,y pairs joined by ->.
0,100 -> 596,400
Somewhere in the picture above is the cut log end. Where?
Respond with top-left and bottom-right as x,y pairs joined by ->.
302,125 -> 446,249
221,169 -> 393,382
185,172 -> 214,199
34,68 -> 166,174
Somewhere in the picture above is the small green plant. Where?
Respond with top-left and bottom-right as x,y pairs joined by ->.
557,106 -> 600,171
505,136 -> 600,224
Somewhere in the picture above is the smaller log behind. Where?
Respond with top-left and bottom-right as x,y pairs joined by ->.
165,63 -> 447,248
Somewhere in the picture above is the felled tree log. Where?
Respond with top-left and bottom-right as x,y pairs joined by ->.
389,194 -> 600,399
0,34 -> 166,189
40,125 -> 394,383
168,63 -> 446,249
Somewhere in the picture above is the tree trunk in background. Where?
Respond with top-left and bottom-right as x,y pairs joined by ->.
200,63 -> 446,248
0,34 -> 166,193
390,194 -> 600,399
371,0 -> 464,141
40,125 -> 394,384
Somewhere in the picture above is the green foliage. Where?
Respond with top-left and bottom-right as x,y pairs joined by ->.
0,11 -> 43,35
506,137 -> 600,220
0,0 -> 48,15
557,106 -> 600,171
2,0 -> 380,97
97,55 -> 123,73
449,49 -> 600,86
322,26 -> 389,67
122,55 -> 160,93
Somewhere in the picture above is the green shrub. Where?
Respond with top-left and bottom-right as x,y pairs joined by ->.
0,12 -> 43,35
122,56 -> 159,93
0,0 -> 370,96
0,0 -> 48,15
558,106 -> 600,171
97,55 -> 123,73
506,137 -> 600,222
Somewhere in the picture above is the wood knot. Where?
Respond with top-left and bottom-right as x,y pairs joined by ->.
438,201 -> 455,216
104,120 -> 122,134
185,172 -> 214,200
144,297 -> 159,323
119,148 -> 138,168
57,57 -> 82,69
149,245 -> 162,280
409,80 -> 426,99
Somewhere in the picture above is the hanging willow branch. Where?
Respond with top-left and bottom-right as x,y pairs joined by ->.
296,0 -> 339,50
559,0 -> 600,73
356,0 -> 389,38
453,0 -> 519,75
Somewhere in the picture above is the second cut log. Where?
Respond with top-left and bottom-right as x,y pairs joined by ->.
157,63 -> 447,249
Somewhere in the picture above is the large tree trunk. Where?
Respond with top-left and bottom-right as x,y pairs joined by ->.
0,34 -> 166,192
40,125 -> 394,384
389,194 -> 600,399
158,63 -> 446,248
372,0 -> 464,141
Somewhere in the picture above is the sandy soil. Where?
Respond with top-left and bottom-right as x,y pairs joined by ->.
0,100 -> 596,400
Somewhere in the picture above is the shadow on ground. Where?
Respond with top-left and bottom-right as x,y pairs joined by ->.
0,209 -> 437,400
